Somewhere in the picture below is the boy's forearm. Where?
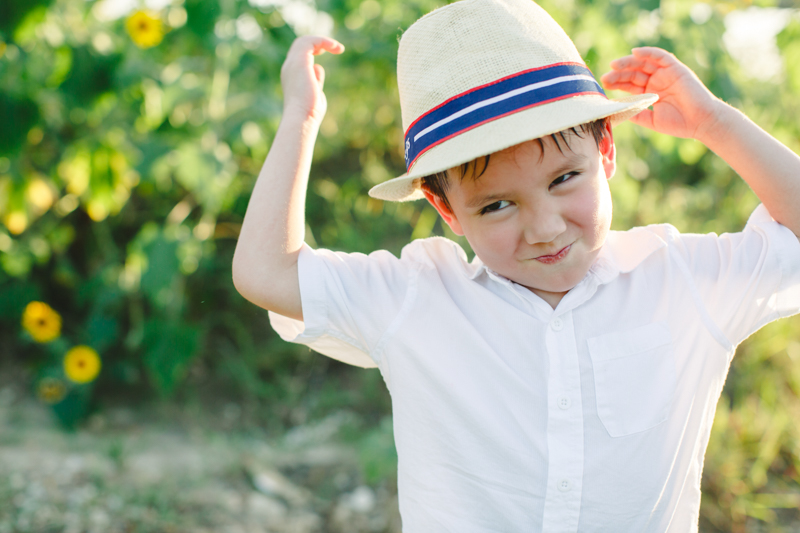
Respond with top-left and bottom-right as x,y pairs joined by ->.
697,102 -> 800,237
231,111 -> 320,317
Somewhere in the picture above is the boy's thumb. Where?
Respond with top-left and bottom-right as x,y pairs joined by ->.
314,64 -> 325,88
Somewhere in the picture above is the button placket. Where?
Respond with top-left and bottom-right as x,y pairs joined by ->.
542,310 -> 583,531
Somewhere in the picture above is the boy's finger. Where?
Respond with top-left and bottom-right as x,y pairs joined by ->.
603,69 -> 650,88
609,56 -> 638,69
312,38 -> 345,55
302,35 -> 345,55
287,36 -> 345,63
602,81 -> 646,95
631,47 -> 677,67
609,56 -> 659,75
599,71 -> 619,85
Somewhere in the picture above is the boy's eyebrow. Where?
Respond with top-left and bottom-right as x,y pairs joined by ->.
548,159 -> 585,179
465,192 -> 511,209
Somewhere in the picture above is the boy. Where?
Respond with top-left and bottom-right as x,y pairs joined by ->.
232,0 -> 800,530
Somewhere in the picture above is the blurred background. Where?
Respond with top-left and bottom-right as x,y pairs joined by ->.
1,0 -> 800,530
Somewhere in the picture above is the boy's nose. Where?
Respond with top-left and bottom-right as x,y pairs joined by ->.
522,206 -> 567,246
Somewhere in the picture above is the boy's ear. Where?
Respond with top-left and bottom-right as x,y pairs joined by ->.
599,121 -> 616,180
422,188 -> 465,236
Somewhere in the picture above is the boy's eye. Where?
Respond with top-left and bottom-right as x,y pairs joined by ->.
480,200 -> 511,214
550,172 -> 578,188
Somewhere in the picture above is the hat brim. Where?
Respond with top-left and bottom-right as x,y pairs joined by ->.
369,92 -> 658,202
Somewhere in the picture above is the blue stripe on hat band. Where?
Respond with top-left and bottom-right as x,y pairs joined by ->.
403,63 -> 606,171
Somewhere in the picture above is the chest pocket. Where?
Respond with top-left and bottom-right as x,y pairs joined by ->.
587,321 -> 676,438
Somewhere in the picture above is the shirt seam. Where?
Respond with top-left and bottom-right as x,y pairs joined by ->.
306,246 -> 372,356
772,224 -> 793,315
667,244 -> 734,353
307,327 -> 370,355
749,224 -> 786,330
372,263 -> 423,368
298,244 -> 332,340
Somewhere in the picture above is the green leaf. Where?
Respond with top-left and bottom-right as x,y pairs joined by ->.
46,46 -> 72,87
0,279 -> 39,319
140,236 -> 179,307
0,0 -> 49,34
59,47 -> 121,106
359,416 -> 397,484
85,314 -> 120,351
11,5 -> 46,45
51,385 -> 92,430
0,93 -> 39,156
142,319 -> 200,396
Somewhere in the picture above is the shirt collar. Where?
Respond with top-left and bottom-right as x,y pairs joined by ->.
589,227 -> 666,283
467,227 -> 667,286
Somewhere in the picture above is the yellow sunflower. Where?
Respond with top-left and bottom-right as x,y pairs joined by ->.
22,301 -> 62,343
64,346 -> 102,384
126,11 -> 164,49
37,377 -> 67,404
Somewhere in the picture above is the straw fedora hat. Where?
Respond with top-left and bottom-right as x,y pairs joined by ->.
368,0 -> 658,202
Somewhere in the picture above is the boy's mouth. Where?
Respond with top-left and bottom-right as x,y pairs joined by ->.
533,244 -> 571,265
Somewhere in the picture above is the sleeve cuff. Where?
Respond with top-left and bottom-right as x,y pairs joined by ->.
747,204 -> 800,317
268,244 -> 378,369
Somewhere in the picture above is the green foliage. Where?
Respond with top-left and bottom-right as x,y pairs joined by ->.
0,0 -> 799,528
49,381 -> 92,428
0,93 -> 39,154
142,319 -> 200,395
340,414 -> 398,485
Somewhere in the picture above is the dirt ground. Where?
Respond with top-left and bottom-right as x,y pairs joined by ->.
0,380 -> 401,533
4,376 -> 798,533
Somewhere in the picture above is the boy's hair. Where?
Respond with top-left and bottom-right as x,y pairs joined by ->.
421,118 -> 610,213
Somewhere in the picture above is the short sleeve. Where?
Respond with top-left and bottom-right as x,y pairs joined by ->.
675,204 -> 800,347
268,243 -> 419,368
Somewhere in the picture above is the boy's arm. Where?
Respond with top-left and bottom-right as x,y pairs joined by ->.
601,47 -> 800,238
232,36 -> 344,320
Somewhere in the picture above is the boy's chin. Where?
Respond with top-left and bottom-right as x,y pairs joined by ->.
515,268 -> 587,291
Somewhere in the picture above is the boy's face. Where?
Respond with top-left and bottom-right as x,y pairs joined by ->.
424,125 -> 616,307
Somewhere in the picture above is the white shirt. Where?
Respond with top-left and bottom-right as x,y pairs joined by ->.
269,204 -> 800,532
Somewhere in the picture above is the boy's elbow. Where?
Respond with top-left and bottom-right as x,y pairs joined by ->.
232,263 -> 269,311
231,263 -> 245,297
231,253 -> 303,320
231,253 -> 258,303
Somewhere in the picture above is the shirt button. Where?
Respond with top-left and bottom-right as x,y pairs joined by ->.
550,317 -> 563,331
558,478 -> 571,492
558,395 -> 571,410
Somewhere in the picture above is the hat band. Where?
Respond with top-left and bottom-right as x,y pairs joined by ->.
403,62 -> 606,172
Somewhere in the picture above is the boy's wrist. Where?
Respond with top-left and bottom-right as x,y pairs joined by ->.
694,99 -> 739,148
281,107 -> 322,129
282,103 -> 324,130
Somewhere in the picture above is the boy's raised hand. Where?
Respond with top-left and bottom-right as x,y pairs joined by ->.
600,47 -> 721,141
280,36 -> 345,124
603,46 -> 800,238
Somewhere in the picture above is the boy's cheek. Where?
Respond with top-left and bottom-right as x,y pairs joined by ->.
470,229 -> 517,266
